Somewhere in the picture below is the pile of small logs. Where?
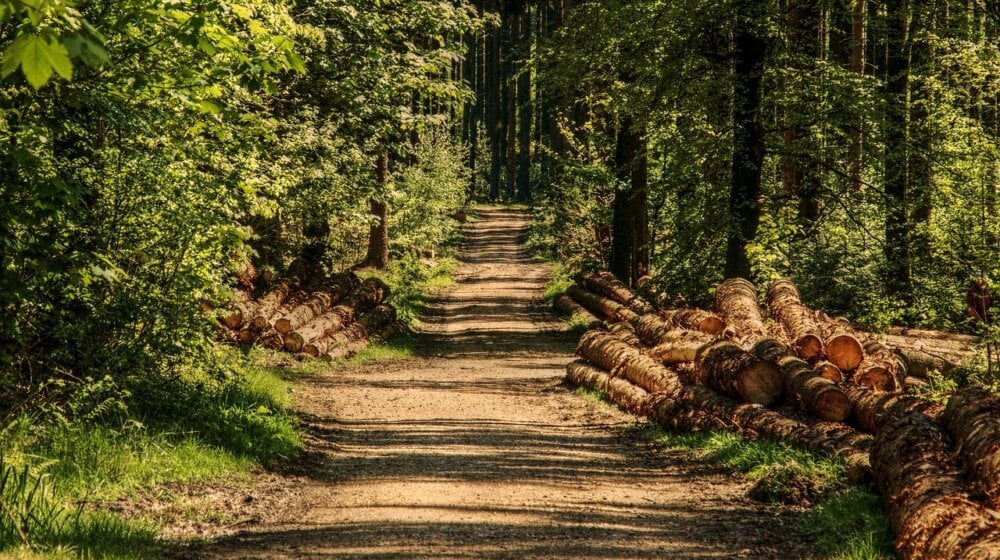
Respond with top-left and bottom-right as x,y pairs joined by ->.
557,271 -> 1000,560
217,272 -> 407,361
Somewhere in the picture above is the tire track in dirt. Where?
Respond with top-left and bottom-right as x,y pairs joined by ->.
189,207 -> 805,559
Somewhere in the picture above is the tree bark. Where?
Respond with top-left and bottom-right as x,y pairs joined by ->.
941,389 -> 1000,508
362,153 -> 390,269
725,2 -> 768,279
714,277 -> 768,342
777,356 -> 851,422
884,0 -> 913,309
516,3 -> 533,202
610,115 -> 649,288
871,413 -> 1000,560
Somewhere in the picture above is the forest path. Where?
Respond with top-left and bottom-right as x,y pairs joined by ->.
192,207 -> 803,559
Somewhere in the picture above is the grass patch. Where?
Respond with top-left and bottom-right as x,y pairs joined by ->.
564,389 -> 894,560
362,254 -> 459,328
801,488 -> 895,560
345,334 -> 417,364
633,422 -> 894,559
573,386 -> 615,406
542,263 -> 575,303
0,347 -> 303,558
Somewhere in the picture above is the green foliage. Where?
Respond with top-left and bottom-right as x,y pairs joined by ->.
0,454 -> 158,557
801,489 -> 896,560
636,423 -> 893,559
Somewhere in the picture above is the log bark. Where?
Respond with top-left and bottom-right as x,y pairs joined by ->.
608,322 -> 641,347
332,277 -> 391,324
941,389 -> 1000,508
248,282 -> 294,330
660,309 -> 729,336
634,314 -> 715,356
714,278 -> 768,342
887,326 -> 981,345
843,384 -> 943,434
578,271 -> 654,314
566,285 -> 639,324
220,297 -> 253,330
766,279 -> 826,361
750,337 -> 792,363
871,413 -> 1000,560
777,356 -> 851,422
553,294 -> 597,322
569,360 -> 871,481
321,320 -> 409,362
696,340 -> 784,405
566,360 -> 652,415
306,305 -> 397,357
576,330 -> 686,396
274,273 -> 359,334
893,347 -> 961,378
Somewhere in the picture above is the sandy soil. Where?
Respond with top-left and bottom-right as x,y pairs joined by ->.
182,208 -> 805,559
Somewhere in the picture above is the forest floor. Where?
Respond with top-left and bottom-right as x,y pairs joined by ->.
176,208 -> 808,559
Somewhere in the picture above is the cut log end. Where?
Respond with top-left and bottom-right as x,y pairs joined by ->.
826,333 -> 864,371
699,316 -> 727,336
855,366 -> 897,392
814,361 -> 845,382
735,361 -> 784,406
274,317 -> 293,334
794,334 -> 825,362
814,388 -> 852,423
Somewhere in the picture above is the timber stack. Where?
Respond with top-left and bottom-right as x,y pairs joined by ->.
217,271 -> 407,361
555,271 -> 999,560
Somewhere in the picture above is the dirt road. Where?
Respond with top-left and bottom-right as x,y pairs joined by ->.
193,208 -> 802,559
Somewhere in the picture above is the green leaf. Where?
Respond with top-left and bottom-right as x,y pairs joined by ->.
10,35 -> 73,89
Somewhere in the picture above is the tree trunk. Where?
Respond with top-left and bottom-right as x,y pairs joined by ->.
725,2 -> 768,278
610,115 -> 649,288
516,4 -> 533,202
486,5 -> 502,200
553,294 -> 596,322
660,309 -> 729,337
696,340 -> 784,405
848,0 -> 867,189
884,0 -> 913,309
362,153 -> 390,269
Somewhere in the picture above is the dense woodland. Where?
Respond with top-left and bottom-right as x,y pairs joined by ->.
0,0 -> 998,556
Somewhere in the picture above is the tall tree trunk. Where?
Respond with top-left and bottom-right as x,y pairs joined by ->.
884,0 -> 912,308
362,153 -> 390,270
909,5 -> 934,266
500,4 -> 515,200
516,4 -> 533,202
610,115 -> 649,287
486,2 -> 502,200
848,0 -> 867,190
725,2 -> 768,279
782,0 -> 821,226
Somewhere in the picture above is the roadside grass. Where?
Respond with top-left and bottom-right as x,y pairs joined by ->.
542,263 -> 575,303
0,347 -> 302,559
361,254 -> 459,328
571,388 -> 895,559
346,334 -> 417,364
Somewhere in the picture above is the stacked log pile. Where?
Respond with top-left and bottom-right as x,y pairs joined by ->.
217,272 -> 407,361
556,272 -> 998,560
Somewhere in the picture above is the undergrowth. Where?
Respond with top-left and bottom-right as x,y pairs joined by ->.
362,253 -> 459,328
572,387 -> 895,559
638,423 -> 895,559
0,347 -> 301,558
